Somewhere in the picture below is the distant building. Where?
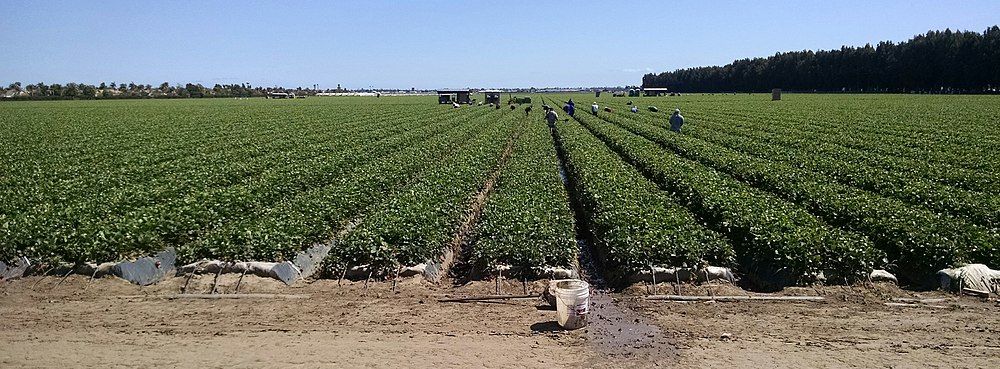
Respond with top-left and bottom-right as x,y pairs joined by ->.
2,89 -> 28,99
437,89 -> 471,104
482,89 -> 501,104
266,92 -> 295,99
643,87 -> 670,96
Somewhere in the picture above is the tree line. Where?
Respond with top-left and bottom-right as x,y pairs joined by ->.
642,26 -> 1000,93
1,82 -> 334,100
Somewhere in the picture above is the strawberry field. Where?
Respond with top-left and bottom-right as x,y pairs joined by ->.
546,93 -> 999,286
1,94 -> 997,287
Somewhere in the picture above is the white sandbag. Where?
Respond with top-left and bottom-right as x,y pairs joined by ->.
629,267 -> 691,284
870,269 -> 898,284
343,263 -> 428,280
76,262 -> 116,277
629,266 -> 735,284
343,264 -> 372,279
399,263 -> 426,278
178,259 -> 228,274
541,266 -> 578,280
937,264 -> 1000,294
178,259 -> 301,286
700,266 -> 737,283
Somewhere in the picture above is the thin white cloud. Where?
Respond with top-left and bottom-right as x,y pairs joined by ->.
619,67 -> 654,73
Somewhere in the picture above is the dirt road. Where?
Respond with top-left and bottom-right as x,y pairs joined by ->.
1,275 -> 996,368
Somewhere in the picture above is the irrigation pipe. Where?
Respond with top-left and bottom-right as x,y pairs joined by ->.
646,295 -> 825,302
116,294 -> 312,300
885,302 -> 948,309
438,294 -> 540,303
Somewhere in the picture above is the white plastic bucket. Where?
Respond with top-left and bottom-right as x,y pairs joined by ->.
553,279 -> 590,330
545,279 -> 573,306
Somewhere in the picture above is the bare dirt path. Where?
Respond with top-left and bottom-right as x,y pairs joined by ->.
0,275 -> 593,368
626,284 -> 1000,368
1,276 -> 997,368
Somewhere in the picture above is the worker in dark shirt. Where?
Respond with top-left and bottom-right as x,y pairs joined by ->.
545,107 -> 559,125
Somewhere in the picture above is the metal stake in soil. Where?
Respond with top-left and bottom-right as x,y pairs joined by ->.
210,267 -> 223,294
650,264 -> 657,295
181,272 -> 194,294
392,266 -> 400,293
674,270 -> 681,295
52,268 -> 75,290
234,269 -> 248,294
363,270 -> 373,295
31,266 -> 56,289
84,268 -> 100,291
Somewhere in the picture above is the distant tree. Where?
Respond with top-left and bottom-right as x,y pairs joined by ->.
80,84 -> 97,99
643,26 -> 1000,93
64,83 -> 79,98
34,82 -> 48,97
185,83 -> 206,98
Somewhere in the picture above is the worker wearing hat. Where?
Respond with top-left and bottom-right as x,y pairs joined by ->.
669,109 -> 684,132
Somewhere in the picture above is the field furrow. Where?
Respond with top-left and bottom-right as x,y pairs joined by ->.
567,101 -> 881,287
544,98 -> 734,283
467,104 -> 577,276
596,104 -> 999,283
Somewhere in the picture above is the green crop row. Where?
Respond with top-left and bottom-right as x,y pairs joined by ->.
0,98 -> 478,263
328,108 -> 522,272
600,107 -> 998,284
12,106 -> 470,263
468,109 -> 577,275
544,98 -> 734,282
179,107 -> 496,263
684,96 -> 1000,173
669,115 -> 1000,230
688,108 -> 1000,192
568,101 -> 881,287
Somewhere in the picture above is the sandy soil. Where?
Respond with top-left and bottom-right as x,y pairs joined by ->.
1,275 -> 997,368
627,283 -> 1000,368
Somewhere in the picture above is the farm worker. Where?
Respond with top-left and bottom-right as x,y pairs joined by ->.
567,102 -> 575,116
453,102 -> 460,108
545,108 -> 559,125
669,109 -> 684,132
631,105 -> 639,113
591,102 -> 599,115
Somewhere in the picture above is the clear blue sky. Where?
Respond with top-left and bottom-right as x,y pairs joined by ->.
2,0 -> 998,89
